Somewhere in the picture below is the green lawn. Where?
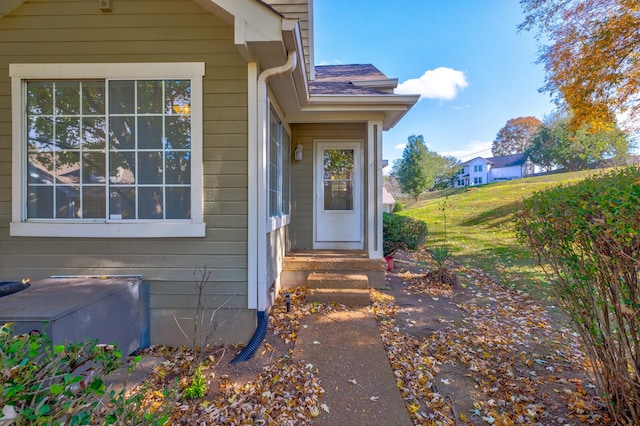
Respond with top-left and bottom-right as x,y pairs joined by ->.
395,170 -> 599,301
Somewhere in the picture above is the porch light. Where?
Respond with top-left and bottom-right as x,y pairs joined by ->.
295,143 -> 303,161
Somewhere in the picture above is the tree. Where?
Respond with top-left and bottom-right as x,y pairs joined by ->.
392,135 -> 459,199
527,109 -> 634,171
520,0 -> 640,132
392,135 -> 430,200
491,116 -> 542,156
526,126 -> 557,172
430,154 -> 459,190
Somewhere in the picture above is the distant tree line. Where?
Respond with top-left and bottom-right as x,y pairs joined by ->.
492,110 -> 635,173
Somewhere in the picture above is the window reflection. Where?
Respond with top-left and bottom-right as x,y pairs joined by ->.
26,79 -> 192,220
323,149 -> 354,211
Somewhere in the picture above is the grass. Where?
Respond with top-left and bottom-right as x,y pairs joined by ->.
396,169 -> 599,302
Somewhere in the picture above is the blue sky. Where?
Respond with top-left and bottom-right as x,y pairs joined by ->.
313,0 -> 557,166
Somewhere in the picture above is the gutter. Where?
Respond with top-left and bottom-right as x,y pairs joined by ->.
232,49 -> 297,364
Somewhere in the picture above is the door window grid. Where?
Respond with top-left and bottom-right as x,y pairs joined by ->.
322,149 -> 355,211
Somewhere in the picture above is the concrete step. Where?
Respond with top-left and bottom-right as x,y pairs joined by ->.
305,272 -> 370,306
281,251 -> 387,289
283,257 -> 386,273
306,272 -> 369,289
306,288 -> 371,306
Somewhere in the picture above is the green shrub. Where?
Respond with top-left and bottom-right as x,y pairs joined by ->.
392,201 -> 404,213
0,324 -> 171,425
183,365 -> 208,399
383,212 -> 428,257
516,166 -> 640,424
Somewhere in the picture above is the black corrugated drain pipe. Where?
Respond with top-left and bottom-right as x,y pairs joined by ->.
230,311 -> 268,364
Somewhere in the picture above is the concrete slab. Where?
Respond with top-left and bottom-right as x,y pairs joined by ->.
293,307 -> 411,426
105,355 -> 165,394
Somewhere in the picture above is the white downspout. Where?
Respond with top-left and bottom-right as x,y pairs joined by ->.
256,50 -> 297,312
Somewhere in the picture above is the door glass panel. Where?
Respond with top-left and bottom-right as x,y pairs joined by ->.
323,149 -> 354,211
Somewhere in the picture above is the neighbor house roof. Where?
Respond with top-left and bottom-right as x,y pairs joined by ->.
382,187 -> 396,205
459,157 -> 491,167
459,153 -> 527,169
486,153 -> 527,168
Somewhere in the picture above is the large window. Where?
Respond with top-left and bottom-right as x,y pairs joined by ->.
11,63 -> 205,237
268,106 -> 291,221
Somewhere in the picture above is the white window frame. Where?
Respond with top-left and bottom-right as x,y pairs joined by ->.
266,103 -> 291,232
474,164 -> 483,172
10,63 -> 205,238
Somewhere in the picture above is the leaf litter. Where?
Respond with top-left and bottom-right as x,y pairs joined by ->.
124,252 -> 610,425
377,250 -> 612,425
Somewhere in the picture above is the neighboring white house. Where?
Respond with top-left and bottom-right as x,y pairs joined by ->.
454,153 -> 534,188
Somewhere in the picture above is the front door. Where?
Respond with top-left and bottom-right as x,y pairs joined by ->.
314,141 -> 363,249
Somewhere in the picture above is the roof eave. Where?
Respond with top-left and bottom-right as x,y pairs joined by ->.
294,94 -> 420,130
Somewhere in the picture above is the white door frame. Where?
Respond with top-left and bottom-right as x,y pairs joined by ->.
313,140 -> 364,249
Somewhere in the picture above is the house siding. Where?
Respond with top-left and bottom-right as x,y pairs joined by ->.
263,0 -> 312,78
488,165 -> 523,181
289,122 -> 367,250
0,0 -> 254,346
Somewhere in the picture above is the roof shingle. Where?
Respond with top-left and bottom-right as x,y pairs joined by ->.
310,64 -> 394,95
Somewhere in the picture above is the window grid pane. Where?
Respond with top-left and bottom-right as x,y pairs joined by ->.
268,107 -> 291,219
269,107 -> 281,217
26,79 -> 191,221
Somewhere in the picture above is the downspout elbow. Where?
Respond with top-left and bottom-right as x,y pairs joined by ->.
258,50 -> 298,88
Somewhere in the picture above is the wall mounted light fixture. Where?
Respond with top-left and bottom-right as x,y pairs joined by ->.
294,143 -> 303,161
99,0 -> 112,12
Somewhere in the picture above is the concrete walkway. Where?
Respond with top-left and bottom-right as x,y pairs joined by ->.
293,307 -> 412,426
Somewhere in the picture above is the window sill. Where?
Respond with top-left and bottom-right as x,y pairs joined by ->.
10,222 -> 206,238
267,214 -> 290,233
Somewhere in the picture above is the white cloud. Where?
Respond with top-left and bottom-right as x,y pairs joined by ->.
441,140 -> 492,161
318,59 -> 344,66
396,67 -> 468,101
394,143 -> 406,151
